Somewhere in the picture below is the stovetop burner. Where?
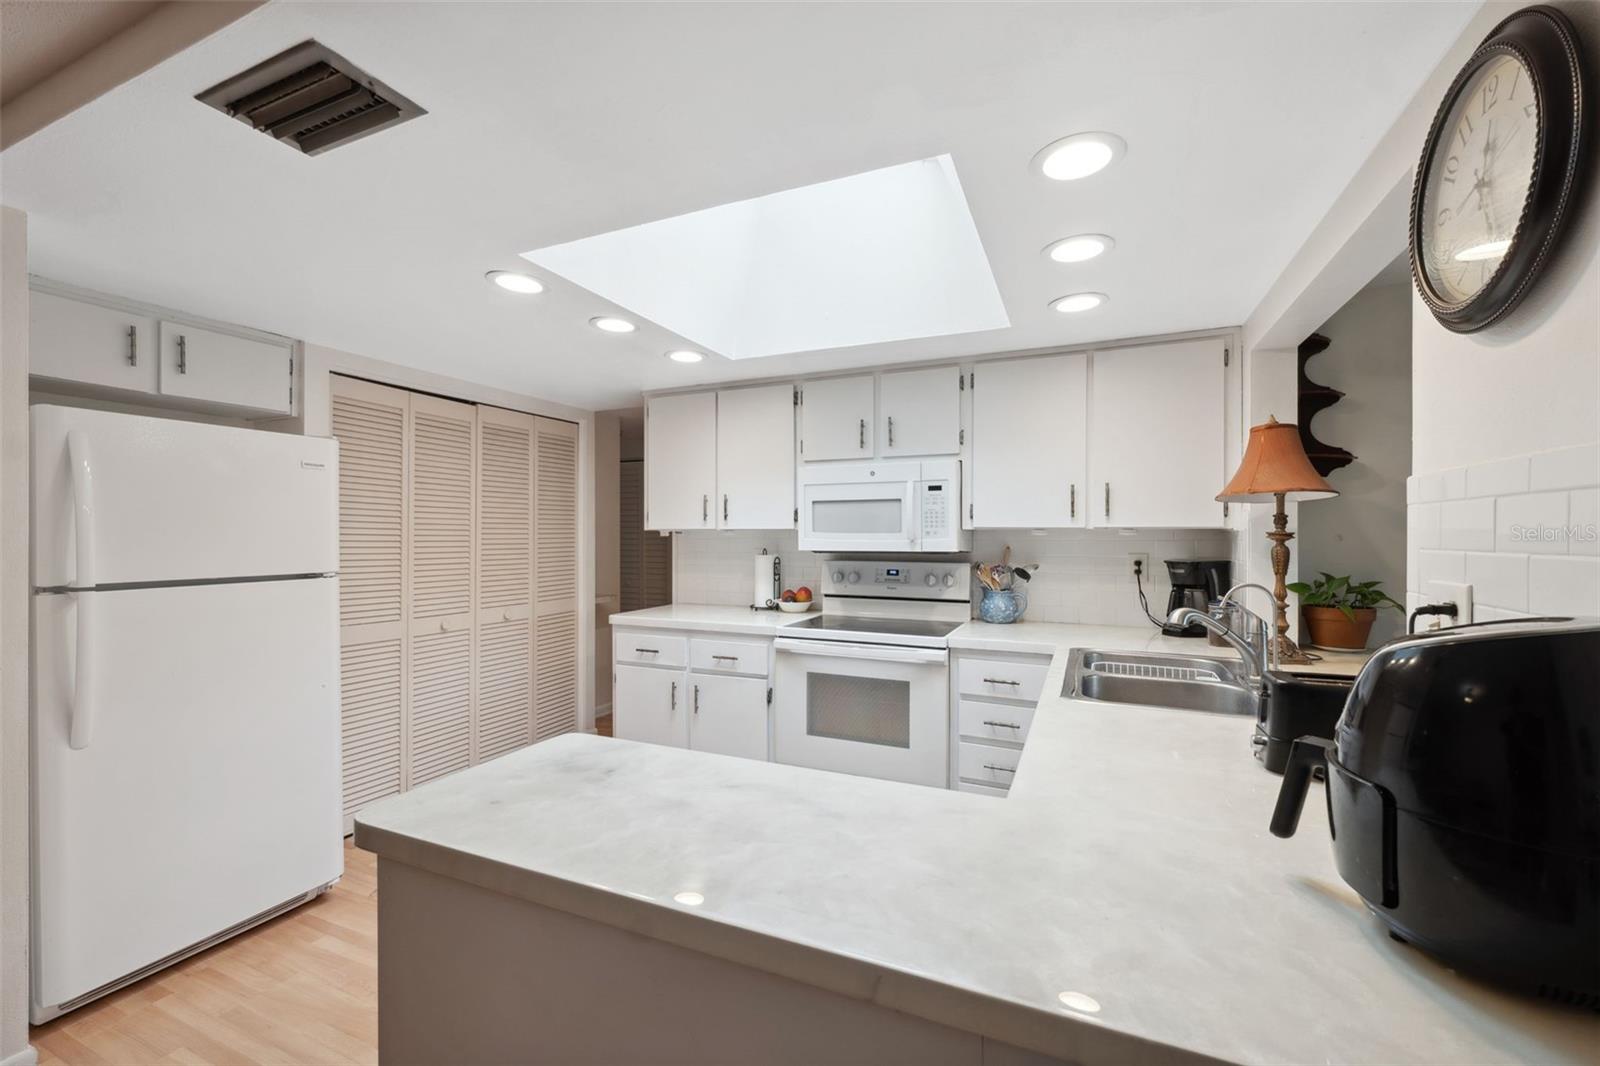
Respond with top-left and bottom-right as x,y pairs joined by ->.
785,615 -> 963,640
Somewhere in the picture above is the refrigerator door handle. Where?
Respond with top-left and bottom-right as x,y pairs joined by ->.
66,430 -> 98,749
70,591 -> 96,750
67,429 -> 98,588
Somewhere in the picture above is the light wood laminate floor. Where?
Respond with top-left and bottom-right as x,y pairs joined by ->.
32,842 -> 379,1066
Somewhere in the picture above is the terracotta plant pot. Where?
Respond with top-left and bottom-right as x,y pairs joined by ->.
1301,606 -> 1377,650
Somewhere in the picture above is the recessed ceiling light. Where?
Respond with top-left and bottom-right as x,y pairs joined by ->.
591,316 -> 636,334
667,350 -> 704,364
1033,133 -> 1126,181
1044,234 -> 1114,263
1051,292 -> 1106,314
1057,991 -> 1101,1014
486,270 -> 543,295
672,891 -> 705,906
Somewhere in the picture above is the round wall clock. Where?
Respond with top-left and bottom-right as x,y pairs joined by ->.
1410,5 -> 1588,333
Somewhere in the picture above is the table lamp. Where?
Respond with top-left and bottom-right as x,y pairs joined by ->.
1218,416 -> 1337,664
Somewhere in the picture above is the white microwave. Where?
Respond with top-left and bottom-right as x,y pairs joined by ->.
797,460 -> 970,554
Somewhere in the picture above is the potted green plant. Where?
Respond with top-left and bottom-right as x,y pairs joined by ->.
1287,572 -> 1404,650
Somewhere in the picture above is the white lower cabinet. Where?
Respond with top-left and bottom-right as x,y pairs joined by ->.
613,663 -> 688,748
688,673 -> 769,760
951,650 -> 1050,794
614,628 -> 772,761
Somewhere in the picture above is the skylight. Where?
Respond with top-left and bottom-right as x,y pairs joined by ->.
521,155 -> 1009,359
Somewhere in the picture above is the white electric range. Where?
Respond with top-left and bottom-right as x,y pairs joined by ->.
773,559 -> 970,788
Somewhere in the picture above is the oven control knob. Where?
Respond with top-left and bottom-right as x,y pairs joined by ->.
943,573 -> 957,588
924,573 -> 939,588
831,570 -> 844,584
847,571 -> 861,584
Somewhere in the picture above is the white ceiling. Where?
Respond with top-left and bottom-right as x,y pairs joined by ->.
0,1 -> 1478,409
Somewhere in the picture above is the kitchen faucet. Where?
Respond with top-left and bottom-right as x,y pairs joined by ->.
1167,593 -> 1272,693
1221,582 -> 1279,674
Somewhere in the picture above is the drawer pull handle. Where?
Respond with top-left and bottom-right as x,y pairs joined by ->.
711,654 -> 739,662
671,681 -> 677,711
127,325 -> 138,366
693,684 -> 700,714
982,720 -> 1022,729
635,647 -> 659,654
858,418 -> 865,449
982,677 -> 1020,686
176,334 -> 188,374
983,763 -> 1017,774
1070,483 -> 1075,520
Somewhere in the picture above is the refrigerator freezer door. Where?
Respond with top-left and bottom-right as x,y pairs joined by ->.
31,404 -> 337,587
32,578 -> 342,1015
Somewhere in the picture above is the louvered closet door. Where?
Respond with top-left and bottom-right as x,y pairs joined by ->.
533,416 -> 580,740
475,406 -> 535,762
408,394 -> 477,786
330,376 -> 409,823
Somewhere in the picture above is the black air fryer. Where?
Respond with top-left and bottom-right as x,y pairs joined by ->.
1271,619 -> 1600,1005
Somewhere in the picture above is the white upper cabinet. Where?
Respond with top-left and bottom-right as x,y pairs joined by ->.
716,384 -> 795,529
971,354 -> 1087,528
1089,337 -> 1227,528
800,374 -> 874,461
157,321 -> 293,415
30,291 -> 158,395
879,365 -> 961,457
646,391 -> 717,530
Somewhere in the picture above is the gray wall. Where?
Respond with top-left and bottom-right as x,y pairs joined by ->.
1299,269 -> 1412,644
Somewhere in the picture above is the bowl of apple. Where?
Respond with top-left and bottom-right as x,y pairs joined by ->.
777,586 -> 814,613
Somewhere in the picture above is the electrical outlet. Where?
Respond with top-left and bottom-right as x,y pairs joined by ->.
1422,581 -> 1474,628
1129,553 -> 1149,579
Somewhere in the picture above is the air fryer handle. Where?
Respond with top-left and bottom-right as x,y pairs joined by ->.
1270,737 -> 1335,838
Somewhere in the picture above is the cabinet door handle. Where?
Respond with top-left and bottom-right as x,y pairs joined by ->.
887,415 -> 895,448
1070,483 -> 1076,520
176,334 -> 188,375
858,418 -> 865,449
1104,482 -> 1110,520
983,764 -> 1017,774
127,326 -> 137,367
982,719 -> 1022,729
723,494 -> 729,522
982,677 -> 1020,686
693,684 -> 700,714
671,681 -> 677,711
702,494 -> 709,524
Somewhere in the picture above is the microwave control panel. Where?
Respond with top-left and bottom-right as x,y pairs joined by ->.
920,481 -> 951,541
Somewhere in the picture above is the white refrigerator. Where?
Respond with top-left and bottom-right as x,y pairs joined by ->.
30,404 -> 343,1022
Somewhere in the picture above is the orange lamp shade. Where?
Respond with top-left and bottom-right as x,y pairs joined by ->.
1218,416 -> 1338,502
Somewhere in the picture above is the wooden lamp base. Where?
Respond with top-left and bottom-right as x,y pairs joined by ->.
1268,491 -> 1314,666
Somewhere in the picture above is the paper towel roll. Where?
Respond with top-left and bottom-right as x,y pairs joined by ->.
753,551 -> 781,608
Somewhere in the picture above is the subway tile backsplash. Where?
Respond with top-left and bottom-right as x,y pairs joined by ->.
670,527 -> 1235,627
1407,443 -> 1600,622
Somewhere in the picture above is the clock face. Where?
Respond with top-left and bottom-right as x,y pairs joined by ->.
1418,53 -> 1539,305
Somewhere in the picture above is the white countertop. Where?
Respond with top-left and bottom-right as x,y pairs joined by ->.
355,622 -> 1594,1064
609,603 -> 809,635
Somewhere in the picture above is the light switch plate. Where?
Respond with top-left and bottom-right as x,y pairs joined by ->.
1422,581 -> 1474,628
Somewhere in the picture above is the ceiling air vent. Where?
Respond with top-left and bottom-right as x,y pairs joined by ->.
196,40 -> 425,156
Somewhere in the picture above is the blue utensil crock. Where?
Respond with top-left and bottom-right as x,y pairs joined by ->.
978,586 -> 1027,624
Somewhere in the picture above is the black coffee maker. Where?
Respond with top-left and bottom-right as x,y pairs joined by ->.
1161,559 -> 1231,637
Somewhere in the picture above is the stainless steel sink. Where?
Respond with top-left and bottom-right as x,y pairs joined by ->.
1064,649 -> 1260,716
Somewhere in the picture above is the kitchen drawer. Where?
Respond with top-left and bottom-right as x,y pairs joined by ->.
689,637 -> 770,677
614,631 -> 688,668
957,698 -> 1036,744
958,741 -> 1022,788
956,656 -> 1050,703
958,781 -> 1009,799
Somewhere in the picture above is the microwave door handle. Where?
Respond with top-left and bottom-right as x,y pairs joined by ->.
774,638 -> 946,665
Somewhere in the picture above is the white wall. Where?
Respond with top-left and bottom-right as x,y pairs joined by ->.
593,411 -> 622,716
0,206 -> 36,1066
1403,0 -> 1600,623
1298,271 -> 1412,644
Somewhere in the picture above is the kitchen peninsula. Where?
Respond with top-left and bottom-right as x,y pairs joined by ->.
353,624 -> 1596,1065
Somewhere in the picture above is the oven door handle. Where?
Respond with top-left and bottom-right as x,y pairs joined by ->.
774,637 -> 947,665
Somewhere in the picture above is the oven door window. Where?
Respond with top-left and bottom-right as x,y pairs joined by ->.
805,673 -> 911,748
